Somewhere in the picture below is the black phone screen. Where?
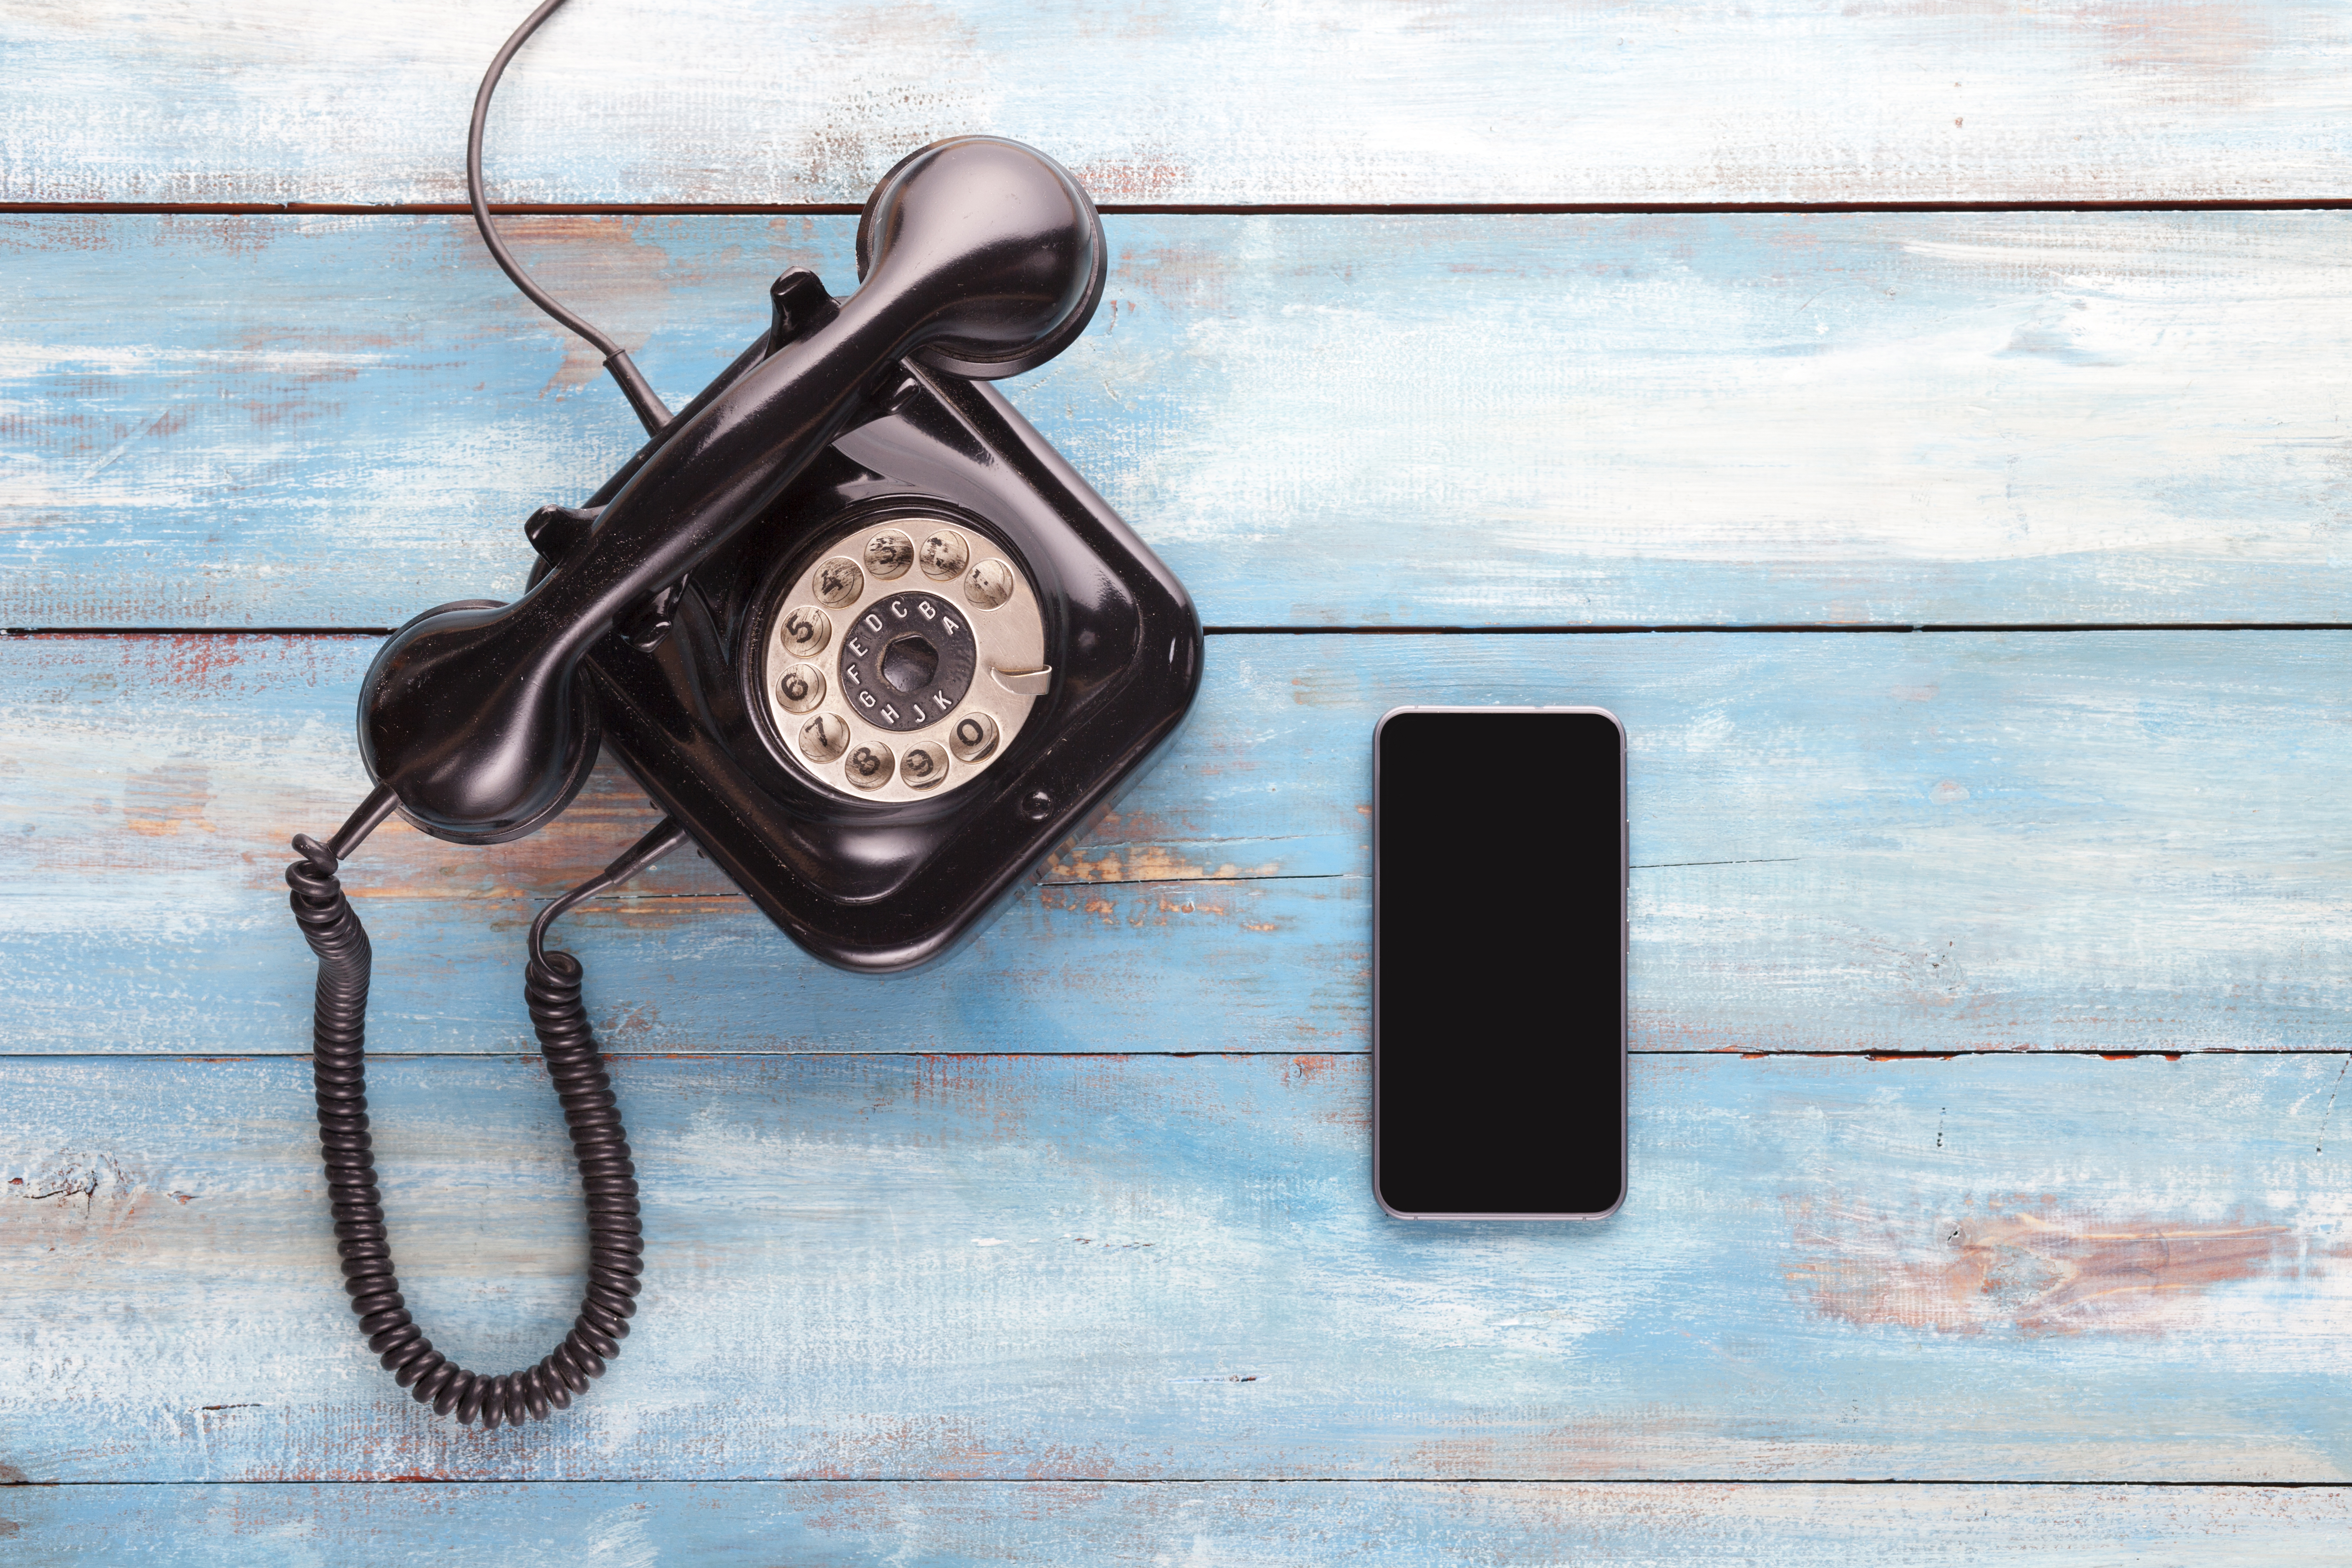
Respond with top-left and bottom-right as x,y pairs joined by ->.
1372,707 -> 1626,1218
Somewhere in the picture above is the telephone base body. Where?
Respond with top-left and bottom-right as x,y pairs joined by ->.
538,348 -> 1203,974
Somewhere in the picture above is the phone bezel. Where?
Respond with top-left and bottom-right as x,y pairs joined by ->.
1370,703 -> 1628,1221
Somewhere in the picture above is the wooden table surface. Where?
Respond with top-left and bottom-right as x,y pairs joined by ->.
6,2 -> 2351,1560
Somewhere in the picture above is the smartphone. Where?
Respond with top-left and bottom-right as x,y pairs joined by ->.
1371,706 -> 1627,1219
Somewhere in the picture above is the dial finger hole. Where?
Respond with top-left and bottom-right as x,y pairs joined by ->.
780,605 -> 831,657
814,556 -> 864,606
776,663 -> 825,713
919,528 -> 970,581
964,558 -> 1016,610
799,712 -> 849,763
844,740 -> 895,790
947,709 -> 999,762
900,741 -> 949,789
863,529 -> 914,580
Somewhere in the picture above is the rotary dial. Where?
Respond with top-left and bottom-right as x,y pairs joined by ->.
759,516 -> 1049,802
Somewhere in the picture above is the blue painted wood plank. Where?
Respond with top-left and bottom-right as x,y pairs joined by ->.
9,212 -> 2352,630
5,1480 -> 2346,1566
3,1051 -> 2348,1482
7,1 -> 2351,205
6,629 -> 2349,1055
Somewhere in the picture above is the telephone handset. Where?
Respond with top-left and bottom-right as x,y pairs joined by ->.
285,0 -> 1200,1429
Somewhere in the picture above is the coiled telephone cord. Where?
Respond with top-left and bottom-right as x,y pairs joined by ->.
286,785 -> 685,1428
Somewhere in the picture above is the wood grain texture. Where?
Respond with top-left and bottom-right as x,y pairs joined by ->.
13,7 -> 2352,1537
8,0 -> 2352,206
4,1051 -> 2350,1483
9,211 -> 2352,630
5,1481 -> 2347,1566
7,628 -> 2349,1056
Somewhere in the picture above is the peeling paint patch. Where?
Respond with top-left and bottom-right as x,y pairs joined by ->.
119,759 -> 214,837
1041,843 -> 1283,884
1033,883 -> 1245,927
1786,1195 -> 2310,1336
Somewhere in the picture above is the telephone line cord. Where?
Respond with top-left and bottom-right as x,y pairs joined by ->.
467,0 -> 673,435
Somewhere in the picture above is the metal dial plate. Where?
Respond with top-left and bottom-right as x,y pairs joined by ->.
836,590 -> 976,731
760,515 -> 1048,802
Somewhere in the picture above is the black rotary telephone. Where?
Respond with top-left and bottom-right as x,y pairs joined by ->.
284,0 -> 1200,1430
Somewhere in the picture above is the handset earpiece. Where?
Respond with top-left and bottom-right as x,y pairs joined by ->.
855,137 -> 1108,380
357,137 -> 1106,842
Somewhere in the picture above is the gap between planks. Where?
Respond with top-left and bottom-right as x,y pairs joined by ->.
0,1050 -> 2335,1062
6,1477 -> 2349,1489
9,200 -> 2352,217
12,624 -> 2352,638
